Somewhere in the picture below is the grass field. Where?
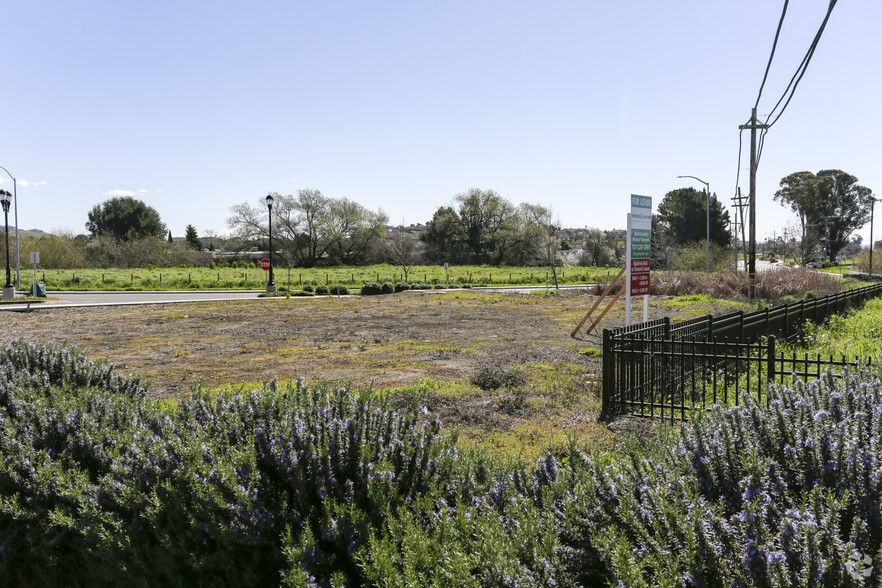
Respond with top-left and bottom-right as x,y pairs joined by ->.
0,289 -> 749,462
34,264 -> 621,291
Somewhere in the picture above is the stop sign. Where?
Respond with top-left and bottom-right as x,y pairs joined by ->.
259,258 -> 271,271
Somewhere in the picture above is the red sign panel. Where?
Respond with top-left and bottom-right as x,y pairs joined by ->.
259,258 -> 271,271
630,258 -> 651,273
630,258 -> 651,296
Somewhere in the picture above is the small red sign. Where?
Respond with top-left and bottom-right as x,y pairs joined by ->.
629,259 -> 651,296
630,258 -> 651,273
259,258 -> 271,271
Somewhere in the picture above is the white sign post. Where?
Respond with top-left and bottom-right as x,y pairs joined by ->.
626,195 -> 652,326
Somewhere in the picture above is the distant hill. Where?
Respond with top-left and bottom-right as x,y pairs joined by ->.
3,227 -> 46,236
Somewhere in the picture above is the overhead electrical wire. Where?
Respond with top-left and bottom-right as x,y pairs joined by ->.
756,0 -> 838,168
754,0 -> 790,111
763,0 -> 838,131
736,0 -> 839,195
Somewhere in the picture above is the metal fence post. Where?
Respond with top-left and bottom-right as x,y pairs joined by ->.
602,329 -> 613,419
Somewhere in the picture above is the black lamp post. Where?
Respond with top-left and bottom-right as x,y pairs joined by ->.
870,198 -> 879,277
0,167 -> 18,289
265,194 -> 276,293
1,189 -> 13,299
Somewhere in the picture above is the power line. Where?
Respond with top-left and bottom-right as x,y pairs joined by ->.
763,0 -> 838,130
754,0 -> 790,111
739,0 -> 840,180
736,0 -> 839,299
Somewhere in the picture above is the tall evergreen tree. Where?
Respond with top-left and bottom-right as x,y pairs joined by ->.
185,225 -> 201,250
656,188 -> 730,246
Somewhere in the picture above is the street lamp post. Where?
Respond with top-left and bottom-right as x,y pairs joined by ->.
677,175 -> 711,273
870,198 -> 879,277
265,194 -> 276,293
0,167 -> 19,289
1,189 -> 13,299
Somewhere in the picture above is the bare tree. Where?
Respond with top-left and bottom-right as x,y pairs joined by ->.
226,189 -> 387,267
532,207 -> 562,289
384,229 -> 423,282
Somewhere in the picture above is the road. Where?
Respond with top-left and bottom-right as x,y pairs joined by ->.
0,290 -> 267,310
0,285 -> 599,311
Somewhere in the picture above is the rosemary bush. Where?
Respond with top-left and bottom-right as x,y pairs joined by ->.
2,340 -> 882,586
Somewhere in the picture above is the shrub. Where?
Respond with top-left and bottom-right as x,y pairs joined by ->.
409,283 -> 432,291
331,284 -> 349,296
470,364 -> 527,391
302,284 -> 315,293
381,282 -> 395,295
361,282 -> 383,296
5,340 -> 882,586
394,282 -> 410,293
651,268 -> 839,302
315,284 -> 330,295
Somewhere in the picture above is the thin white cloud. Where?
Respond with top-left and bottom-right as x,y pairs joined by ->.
102,189 -> 136,197
2,179 -> 46,188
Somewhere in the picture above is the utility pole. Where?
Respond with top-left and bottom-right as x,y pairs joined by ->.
731,188 -> 749,271
739,108 -> 769,301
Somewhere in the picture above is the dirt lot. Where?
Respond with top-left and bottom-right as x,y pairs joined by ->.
0,289 -> 747,457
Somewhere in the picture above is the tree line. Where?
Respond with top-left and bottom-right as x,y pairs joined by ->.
2,170 -> 873,270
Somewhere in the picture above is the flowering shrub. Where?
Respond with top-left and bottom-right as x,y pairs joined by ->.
2,340 -> 882,585
562,369 -> 882,586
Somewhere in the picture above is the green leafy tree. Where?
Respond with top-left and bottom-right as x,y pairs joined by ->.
774,169 -> 875,262
455,188 -> 519,264
578,228 -> 617,267
86,197 -> 166,241
420,206 -> 466,264
324,198 -> 388,265
185,225 -> 201,250
506,202 -> 553,266
656,188 -> 730,246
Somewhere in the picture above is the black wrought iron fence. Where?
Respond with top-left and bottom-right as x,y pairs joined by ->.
602,282 -> 882,420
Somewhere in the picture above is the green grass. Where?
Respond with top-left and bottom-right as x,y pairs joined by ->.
789,297 -> 882,359
37,264 -> 621,291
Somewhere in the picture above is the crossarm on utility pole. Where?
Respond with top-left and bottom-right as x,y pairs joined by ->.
571,267 -> 626,338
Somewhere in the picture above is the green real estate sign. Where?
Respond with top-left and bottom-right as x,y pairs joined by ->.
631,229 -> 651,258
629,194 -> 652,297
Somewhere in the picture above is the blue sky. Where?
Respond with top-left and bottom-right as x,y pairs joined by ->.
2,1 -> 880,246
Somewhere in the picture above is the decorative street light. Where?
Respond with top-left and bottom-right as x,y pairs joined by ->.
870,198 -> 880,277
1,189 -> 13,299
265,194 -> 276,293
0,166 -> 19,289
677,175 -> 711,274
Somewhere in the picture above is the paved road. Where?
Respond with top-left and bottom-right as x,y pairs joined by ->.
1,284 -> 599,311
1,290 -> 267,310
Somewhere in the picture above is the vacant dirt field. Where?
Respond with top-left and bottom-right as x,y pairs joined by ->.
0,289 -> 747,456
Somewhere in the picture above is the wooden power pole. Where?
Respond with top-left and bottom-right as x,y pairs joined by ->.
739,108 -> 769,300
